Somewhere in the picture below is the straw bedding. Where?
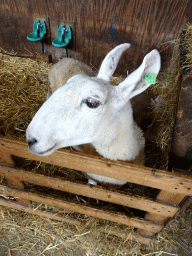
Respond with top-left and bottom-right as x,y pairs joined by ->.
0,25 -> 192,255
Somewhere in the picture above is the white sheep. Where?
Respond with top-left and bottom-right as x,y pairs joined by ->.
26,43 -> 161,186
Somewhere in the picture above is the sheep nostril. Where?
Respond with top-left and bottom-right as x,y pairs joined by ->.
28,138 -> 38,147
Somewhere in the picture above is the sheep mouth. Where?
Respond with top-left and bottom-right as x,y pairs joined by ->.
37,144 -> 57,156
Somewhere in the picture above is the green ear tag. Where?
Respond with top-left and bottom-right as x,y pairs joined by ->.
144,73 -> 157,85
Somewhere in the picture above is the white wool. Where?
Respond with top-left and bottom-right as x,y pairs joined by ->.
93,106 -> 144,161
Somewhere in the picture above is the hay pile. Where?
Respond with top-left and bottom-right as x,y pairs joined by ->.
182,24 -> 192,70
0,27 -> 192,255
144,40 -> 181,170
1,200 -> 192,255
0,49 -> 51,139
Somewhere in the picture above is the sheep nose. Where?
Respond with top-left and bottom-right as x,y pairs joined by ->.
28,138 -> 38,147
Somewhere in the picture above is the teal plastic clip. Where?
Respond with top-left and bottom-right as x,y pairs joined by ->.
52,25 -> 71,47
27,20 -> 46,42
144,73 -> 157,85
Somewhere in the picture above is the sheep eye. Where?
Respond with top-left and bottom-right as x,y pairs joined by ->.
85,98 -> 100,109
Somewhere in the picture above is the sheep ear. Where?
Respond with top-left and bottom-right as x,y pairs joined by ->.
118,49 -> 161,100
97,43 -> 131,82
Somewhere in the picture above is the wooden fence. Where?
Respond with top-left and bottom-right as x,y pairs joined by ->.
0,135 -> 191,244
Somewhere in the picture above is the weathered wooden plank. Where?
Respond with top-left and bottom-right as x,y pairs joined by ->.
0,0 -> 191,72
137,190 -> 187,237
0,184 -> 163,232
171,75 -> 192,166
0,162 -> 179,216
0,151 -> 30,204
0,198 -> 84,226
0,136 -> 192,195
0,198 -> 151,244
163,196 -> 192,228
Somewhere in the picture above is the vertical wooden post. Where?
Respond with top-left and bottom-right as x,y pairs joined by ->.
0,151 -> 31,204
137,190 -> 187,239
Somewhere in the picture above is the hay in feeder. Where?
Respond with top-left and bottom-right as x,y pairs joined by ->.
181,23 -> 192,71
144,40 -> 181,170
0,30 -> 192,255
0,49 -> 52,139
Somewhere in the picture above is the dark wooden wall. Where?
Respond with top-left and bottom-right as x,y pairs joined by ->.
0,0 -> 192,74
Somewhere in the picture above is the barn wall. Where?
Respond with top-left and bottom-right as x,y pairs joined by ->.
0,0 -> 192,74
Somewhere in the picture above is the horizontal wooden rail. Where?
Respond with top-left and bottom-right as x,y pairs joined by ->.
0,184 -> 163,232
0,198 -> 151,244
0,162 -> 179,217
0,197 -> 84,226
0,150 -> 31,204
0,136 -> 192,195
